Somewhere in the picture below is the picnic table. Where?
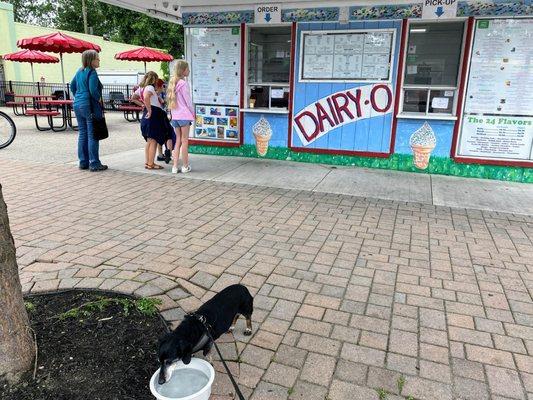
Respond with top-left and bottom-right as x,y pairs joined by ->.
30,99 -> 76,132
117,103 -> 143,122
6,94 -> 52,116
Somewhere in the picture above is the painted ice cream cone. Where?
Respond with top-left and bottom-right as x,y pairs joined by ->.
409,122 -> 436,170
253,116 -> 272,157
411,145 -> 435,169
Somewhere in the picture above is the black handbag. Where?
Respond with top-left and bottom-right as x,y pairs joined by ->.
85,69 -> 108,140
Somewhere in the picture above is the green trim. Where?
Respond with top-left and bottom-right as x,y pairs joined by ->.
189,144 -> 532,183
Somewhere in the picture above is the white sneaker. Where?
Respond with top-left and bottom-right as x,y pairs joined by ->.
181,165 -> 191,173
171,166 -> 179,174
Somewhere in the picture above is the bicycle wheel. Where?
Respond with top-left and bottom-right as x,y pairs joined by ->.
0,111 -> 16,149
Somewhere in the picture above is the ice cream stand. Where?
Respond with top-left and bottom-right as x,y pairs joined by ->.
100,0 -> 532,182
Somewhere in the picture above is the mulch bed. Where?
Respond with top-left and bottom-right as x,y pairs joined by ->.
1,290 -> 169,400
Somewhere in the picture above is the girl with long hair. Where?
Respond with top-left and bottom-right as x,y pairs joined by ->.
134,71 -> 168,169
166,60 -> 194,173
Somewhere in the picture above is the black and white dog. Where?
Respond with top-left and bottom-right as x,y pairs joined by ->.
157,284 -> 254,384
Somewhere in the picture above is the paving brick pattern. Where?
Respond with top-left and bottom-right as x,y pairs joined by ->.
2,160 -> 533,400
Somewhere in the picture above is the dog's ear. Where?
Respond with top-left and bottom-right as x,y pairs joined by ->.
181,341 -> 193,364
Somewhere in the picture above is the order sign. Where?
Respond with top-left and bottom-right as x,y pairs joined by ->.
458,116 -> 533,160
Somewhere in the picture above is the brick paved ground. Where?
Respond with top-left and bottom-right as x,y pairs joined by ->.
2,159 -> 533,400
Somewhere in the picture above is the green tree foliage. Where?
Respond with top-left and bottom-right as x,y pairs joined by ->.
5,0 -> 184,62
54,0 -> 184,58
4,0 -> 56,27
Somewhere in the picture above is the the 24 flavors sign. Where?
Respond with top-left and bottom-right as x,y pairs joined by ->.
292,84 -> 394,147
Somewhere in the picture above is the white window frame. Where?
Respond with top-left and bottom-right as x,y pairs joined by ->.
397,19 -> 468,119
244,23 -> 292,112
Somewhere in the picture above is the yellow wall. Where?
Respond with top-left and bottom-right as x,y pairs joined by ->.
0,2 -> 20,80
0,1 -> 165,83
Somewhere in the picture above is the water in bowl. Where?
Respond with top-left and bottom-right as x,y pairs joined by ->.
156,368 -> 210,398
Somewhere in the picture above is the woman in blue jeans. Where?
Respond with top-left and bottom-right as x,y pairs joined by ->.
70,50 -> 107,171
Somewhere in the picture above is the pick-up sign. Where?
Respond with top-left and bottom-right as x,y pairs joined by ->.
422,0 -> 458,19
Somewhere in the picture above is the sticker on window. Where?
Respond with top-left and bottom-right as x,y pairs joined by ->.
431,97 -> 449,109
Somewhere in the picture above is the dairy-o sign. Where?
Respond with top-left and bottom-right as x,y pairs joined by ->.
254,3 -> 281,23
293,84 -> 394,146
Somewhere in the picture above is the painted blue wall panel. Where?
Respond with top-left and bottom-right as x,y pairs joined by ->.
395,119 -> 455,157
243,112 -> 289,148
291,20 -> 402,154
313,81 -> 335,150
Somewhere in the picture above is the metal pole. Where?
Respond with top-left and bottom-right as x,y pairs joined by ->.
30,63 -> 36,94
60,53 -> 67,99
144,61 -> 147,73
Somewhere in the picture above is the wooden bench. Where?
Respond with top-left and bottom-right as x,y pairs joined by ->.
26,109 -> 65,132
117,104 -> 143,122
6,101 -> 30,116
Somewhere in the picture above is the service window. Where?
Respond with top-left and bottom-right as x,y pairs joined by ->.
400,21 -> 466,116
247,26 -> 291,110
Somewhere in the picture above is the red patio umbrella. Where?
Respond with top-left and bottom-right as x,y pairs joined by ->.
17,32 -> 101,96
2,50 -> 59,92
115,47 -> 173,73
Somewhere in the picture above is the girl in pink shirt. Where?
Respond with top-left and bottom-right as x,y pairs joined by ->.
166,60 -> 194,173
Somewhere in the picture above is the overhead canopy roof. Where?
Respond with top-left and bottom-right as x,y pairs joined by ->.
99,0 -> 411,24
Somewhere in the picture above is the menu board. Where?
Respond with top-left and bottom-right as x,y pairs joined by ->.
464,19 -> 533,115
457,19 -> 533,163
194,105 -> 239,141
459,116 -> 532,160
190,27 -> 241,106
301,30 -> 394,81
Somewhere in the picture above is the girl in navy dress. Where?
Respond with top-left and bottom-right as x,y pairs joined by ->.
133,71 -> 168,169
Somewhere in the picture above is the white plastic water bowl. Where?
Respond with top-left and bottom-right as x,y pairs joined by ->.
150,358 -> 215,400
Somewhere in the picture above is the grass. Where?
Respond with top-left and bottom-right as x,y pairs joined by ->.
376,388 -> 388,400
25,301 -> 36,313
57,296 -> 162,320
397,375 -> 406,393
287,387 -> 294,396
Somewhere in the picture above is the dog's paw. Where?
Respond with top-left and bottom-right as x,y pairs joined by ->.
244,328 -> 252,336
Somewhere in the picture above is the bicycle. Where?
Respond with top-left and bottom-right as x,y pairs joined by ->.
0,110 -> 16,149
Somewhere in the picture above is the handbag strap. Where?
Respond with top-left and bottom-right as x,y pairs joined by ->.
84,69 -> 103,116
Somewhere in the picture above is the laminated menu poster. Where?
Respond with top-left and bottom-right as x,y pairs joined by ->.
190,27 -> 241,105
463,19 -> 532,116
458,18 -> 533,162
458,116 -> 532,160
194,105 -> 239,141
301,30 -> 393,81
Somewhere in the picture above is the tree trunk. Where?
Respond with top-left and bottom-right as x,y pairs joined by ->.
0,184 -> 34,383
